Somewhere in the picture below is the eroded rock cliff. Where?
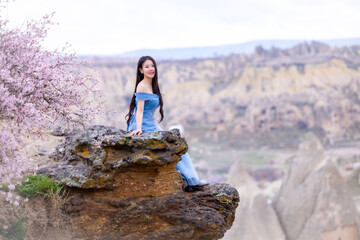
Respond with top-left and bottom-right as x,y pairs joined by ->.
222,160 -> 285,240
273,132 -> 359,240
81,42 -> 360,147
39,125 -> 239,240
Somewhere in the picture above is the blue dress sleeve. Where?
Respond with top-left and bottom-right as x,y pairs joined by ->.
135,92 -> 152,101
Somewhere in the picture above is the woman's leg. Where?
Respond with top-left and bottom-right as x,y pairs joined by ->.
176,153 -> 200,186
159,125 -> 202,186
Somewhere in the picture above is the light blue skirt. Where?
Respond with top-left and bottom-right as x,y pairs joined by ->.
127,92 -> 200,186
128,124 -> 200,186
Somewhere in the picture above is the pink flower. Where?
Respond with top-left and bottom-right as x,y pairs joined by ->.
0,0 -> 103,203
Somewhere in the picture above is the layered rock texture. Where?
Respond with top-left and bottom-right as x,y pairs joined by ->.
38,125 -> 239,240
274,133 -> 359,240
82,42 -> 360,147
222,160 -> 286,240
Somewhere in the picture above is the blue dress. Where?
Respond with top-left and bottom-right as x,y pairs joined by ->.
127,92 -> 200,186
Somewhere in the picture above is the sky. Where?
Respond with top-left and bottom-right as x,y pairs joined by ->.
3,0 -> 360,55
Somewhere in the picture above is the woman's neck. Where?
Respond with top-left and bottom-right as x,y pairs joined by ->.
142,77 -> 153,85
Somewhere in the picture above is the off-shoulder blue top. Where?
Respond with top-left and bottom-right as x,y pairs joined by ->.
126,92 -> 201,186
126,92 -> 163,132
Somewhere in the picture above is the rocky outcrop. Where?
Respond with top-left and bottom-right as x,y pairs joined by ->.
273,132 -> 359,240
38,125 -> 239,240
222,160 -> 285,240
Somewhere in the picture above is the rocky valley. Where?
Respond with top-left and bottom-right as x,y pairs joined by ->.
78,41 -> 360,239
83,41 -> 360,149
2,41 -> 360,239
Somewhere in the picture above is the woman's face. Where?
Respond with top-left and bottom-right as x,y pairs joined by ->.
139,59 -> 155,79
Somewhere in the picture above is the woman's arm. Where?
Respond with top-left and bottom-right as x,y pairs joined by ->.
129,83 -> 149,136
135,100 -> 145,130
128,100 -> 144,136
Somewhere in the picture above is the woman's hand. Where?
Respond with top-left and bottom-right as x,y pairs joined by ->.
129,129 -> 142,136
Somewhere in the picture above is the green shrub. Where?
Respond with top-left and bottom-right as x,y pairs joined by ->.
16,174 -> 63,198
0,184 -> 9,191
0,213 -> 26,240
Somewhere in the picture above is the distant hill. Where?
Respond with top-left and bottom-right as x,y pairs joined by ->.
82,41 -> 360,148
112,38 -> 360,60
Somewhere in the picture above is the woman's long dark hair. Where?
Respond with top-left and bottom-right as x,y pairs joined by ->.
125,56 -> 164,126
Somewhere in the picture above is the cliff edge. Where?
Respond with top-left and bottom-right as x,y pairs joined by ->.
38,125 -> 239,240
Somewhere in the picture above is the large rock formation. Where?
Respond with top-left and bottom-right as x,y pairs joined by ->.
82,42 -> 360,147
274,132 -> 359,240
222,160 -> 285,240
38,125 -> 239,240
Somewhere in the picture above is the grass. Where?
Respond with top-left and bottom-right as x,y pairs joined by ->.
0,184 -> 9,191
0,175 -> 63,240
16,174 -> 63,198
1,174 -> 73,239
0,213 -> 26,240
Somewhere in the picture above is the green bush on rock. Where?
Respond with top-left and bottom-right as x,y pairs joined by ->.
16,174 -> 63,198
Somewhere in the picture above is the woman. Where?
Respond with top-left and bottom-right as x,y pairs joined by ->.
126,56 -> 208,192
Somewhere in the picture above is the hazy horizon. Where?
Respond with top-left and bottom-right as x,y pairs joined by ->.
4,0 -> 360,55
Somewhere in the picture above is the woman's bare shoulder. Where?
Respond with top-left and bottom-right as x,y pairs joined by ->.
136,82 -> 152,93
